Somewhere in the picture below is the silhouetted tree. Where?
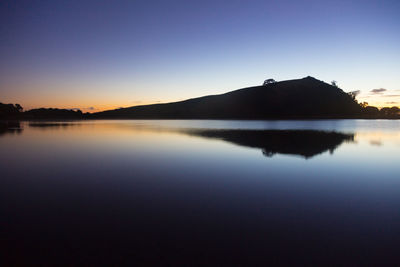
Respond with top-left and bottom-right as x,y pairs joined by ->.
0,102 -> 22,118
263,79 -> 276,86
364,106 -> 380,116
348,90 -> 360,100
331,80 -> 338,87
15,104 -> 23,112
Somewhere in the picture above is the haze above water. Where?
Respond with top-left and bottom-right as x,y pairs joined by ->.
2,120 -> 400,265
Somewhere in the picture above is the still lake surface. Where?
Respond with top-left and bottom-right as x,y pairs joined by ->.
2,119 -> 400,265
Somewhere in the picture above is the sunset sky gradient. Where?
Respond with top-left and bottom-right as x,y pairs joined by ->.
1,0 -> 399,112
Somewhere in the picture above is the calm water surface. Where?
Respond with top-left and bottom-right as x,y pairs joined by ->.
1,120 -> 400,265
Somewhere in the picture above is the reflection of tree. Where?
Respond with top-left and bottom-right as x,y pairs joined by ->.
29,122 -> 75,128
187,129 -> 354,159
262,150 -> 275,157
0,121 -> 23,136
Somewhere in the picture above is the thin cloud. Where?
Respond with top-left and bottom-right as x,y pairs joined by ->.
370,88 -> 387,94
72,107 -> 97,112
381,95 -> 400,97
386,101 -> 398,104
370,140 -> 382,146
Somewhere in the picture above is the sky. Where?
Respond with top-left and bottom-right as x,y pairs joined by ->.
1,0 -> 399,112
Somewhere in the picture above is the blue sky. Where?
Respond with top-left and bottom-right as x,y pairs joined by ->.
1,0 -> 399,111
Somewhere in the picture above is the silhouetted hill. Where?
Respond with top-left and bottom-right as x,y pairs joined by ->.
2,77 -> 399,120
92,77 -> 364,119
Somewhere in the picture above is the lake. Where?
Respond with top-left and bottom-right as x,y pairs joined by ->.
2,120 -> 400,265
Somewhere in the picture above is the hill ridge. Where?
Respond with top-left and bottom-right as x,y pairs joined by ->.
92,76 -> 362,119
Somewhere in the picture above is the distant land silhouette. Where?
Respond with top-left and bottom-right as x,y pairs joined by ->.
91,77 -> 399,119
0,104 -> 85,120
24,108 -> 84,120
185,129 -> 354,159
1,77 -> 399,120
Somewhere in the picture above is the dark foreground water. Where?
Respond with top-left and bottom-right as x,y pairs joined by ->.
1,120 -> 400,266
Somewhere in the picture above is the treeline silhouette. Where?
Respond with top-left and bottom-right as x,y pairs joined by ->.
1,77 -> 399,120
363,106 -> 400,118
23,108 -> 85,119
0,104 -> 85,120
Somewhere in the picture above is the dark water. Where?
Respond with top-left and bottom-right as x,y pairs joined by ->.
1,120 -> 400,265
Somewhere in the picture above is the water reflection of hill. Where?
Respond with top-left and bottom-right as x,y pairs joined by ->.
187,129 -> 354,159
0,121 -> 354,159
